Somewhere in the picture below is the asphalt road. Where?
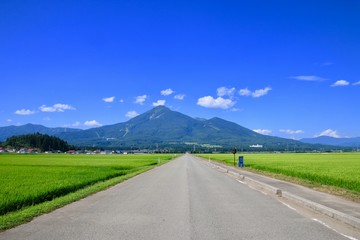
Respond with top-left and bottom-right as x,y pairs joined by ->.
0,154 -> 349,240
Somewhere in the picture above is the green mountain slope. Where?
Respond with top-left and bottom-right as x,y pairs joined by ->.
55,106 -> 320,150
0,106 -> 339,151
0,124 -> 81,142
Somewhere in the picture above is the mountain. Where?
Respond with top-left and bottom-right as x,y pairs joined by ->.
0,106 -> 340,151
300,136 -> 360,147
54,106 -> 334,151
0,123 -> 81,142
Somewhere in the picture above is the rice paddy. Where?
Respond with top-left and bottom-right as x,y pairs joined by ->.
0,153 -> 174,230
197,152 -> 360,194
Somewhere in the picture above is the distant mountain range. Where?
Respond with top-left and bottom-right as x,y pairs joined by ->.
0,124 -> 82,141
0,106 -> 349,151
300,136 -> 360,147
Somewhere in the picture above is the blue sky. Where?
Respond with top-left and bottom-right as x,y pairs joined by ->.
1,0 -> 359,139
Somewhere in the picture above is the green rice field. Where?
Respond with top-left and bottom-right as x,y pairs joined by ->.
0,153 -> 174,230
197,153 -> 360,194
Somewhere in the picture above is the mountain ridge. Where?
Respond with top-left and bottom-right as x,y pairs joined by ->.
0,106 -> 348,151
0,123 -> 82,141
300,136 -> 360,147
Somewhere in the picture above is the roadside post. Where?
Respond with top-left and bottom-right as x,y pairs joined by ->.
231,147 -> 237,166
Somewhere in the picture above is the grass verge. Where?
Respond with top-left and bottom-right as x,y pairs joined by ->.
197,153 -> 360,203
243,167 -> 360,203
0,164 -> 161,231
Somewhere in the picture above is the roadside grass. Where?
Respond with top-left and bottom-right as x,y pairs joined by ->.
197,153 -> 360,201
0,154 -> 174,231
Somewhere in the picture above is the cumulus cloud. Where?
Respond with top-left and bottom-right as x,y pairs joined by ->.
315,129 -> 340,138
39,104 -> 75,112
352,81 -> 360,86
280,129 -> 304,134
217,87 -> 235,97
197,96 -> 235,109
153,100 -> 166,107
103,96 -> 115,103
239,87 -> 272,98
125,111 -> 139,118
174,94 -> 185,100
331,80 -> 349,87
15,109 -> 36,115
161,88 -> 174,96
291,75 -> 327,81
134,95 -> 148,105
239,88 -> 251,96
84,120 -> 102,127
252,87 -> 272,98
253,129 -> 272,135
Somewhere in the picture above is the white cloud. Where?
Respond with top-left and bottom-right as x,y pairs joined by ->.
174,94 -> 185,100
253,129 -> 272,135
134,95 -> 148,105
316,129 -> 340,138
119,99 -> 124,103
54,104 -> 75,111
64,122 -> 81,127
217,87 -> 235,97
331,80 -> 349,87
291,75 -> 327,81
239,87 -> 271,98
103,96 -> 115,103
280,129 -> 304,134
353,81 -> 360,86
84,120 -> 102,127
7,119 -> 12,122
153,100 -> 166,107
252,87 -> 272,98
161,88 -> 174,96
15,109 -> 36,115
197,96 -> 235,109
39,103 -> 75,112
125,111 -> 139,118
39,105 -> 56,112
239,88 -> 251,96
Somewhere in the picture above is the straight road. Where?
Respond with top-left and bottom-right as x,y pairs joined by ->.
0,154 -> 351,240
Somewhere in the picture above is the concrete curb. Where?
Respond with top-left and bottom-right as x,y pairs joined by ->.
201,157 -> 360,231
281,191 -> 360,230
241,174 -> 283,197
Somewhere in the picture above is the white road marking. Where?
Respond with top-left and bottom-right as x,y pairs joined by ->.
280,202 -> 297,211
236,180 -> 245,184
312,218 -> 358,240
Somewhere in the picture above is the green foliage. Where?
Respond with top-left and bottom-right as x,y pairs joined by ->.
198,153 -> 360,193
4,133 -> 73,152
0,154 -> 173,217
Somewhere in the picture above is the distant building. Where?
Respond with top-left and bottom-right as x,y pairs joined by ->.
250,144 -> 263,148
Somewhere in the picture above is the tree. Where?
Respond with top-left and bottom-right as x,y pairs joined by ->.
4,133 -> 73,152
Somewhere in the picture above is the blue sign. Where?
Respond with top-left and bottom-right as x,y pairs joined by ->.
238,156 -> 244,168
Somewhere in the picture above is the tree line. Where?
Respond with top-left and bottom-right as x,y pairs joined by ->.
1,133 -> 74,152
